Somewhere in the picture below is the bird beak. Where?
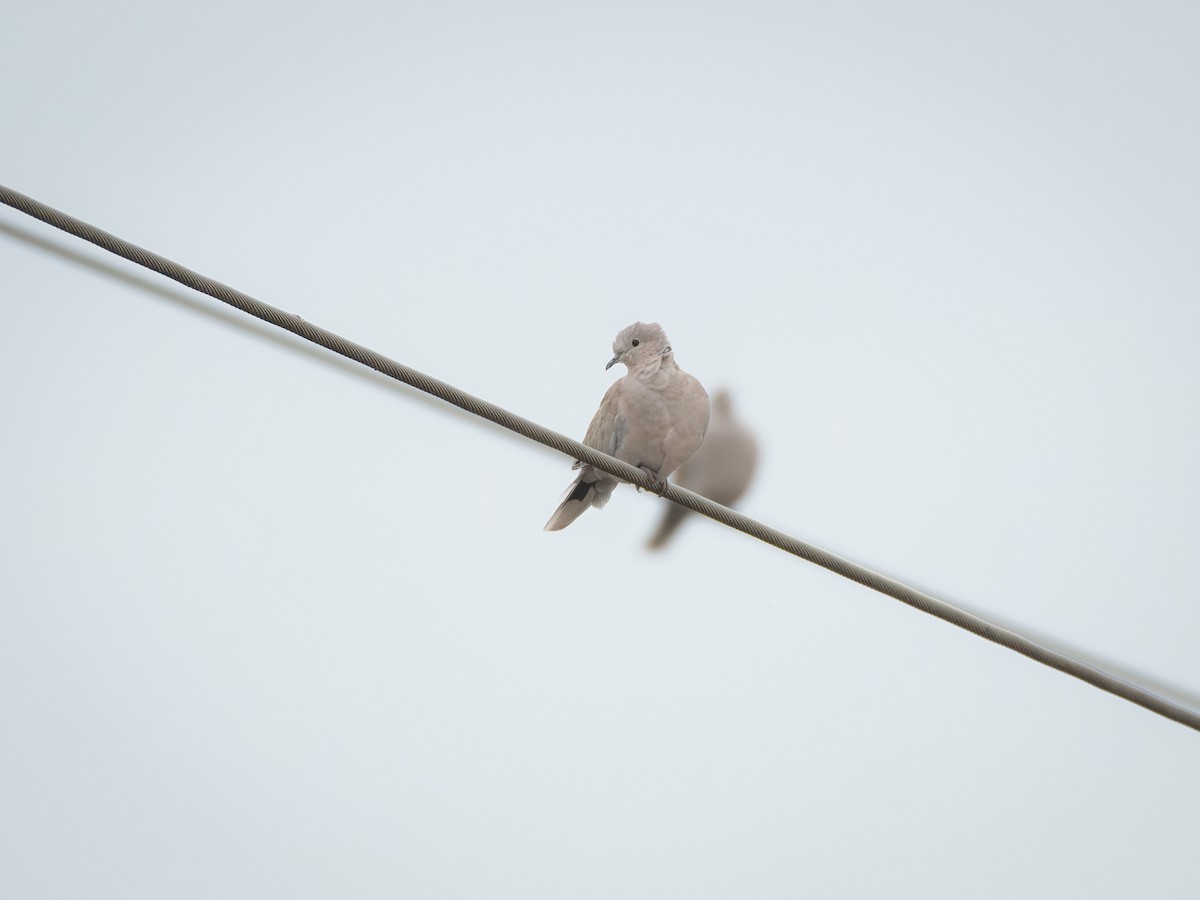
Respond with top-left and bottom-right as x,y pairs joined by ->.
605,354 -> 621,370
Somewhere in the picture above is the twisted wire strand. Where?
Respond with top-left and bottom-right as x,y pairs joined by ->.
3,183 -> 1197,733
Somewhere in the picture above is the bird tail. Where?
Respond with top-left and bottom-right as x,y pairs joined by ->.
646,500 -> 691,550
544,469 -> 615,531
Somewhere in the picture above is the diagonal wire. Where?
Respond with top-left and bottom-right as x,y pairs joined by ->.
3,183 -> 1198,733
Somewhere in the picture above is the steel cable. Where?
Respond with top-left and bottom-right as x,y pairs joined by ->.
3,183 -> 1197,733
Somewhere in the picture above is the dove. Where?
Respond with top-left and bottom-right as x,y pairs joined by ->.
544,322 -> 710,532
646,388 -> 758,549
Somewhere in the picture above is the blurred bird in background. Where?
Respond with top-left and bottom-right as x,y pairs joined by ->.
647,388 -> 758,550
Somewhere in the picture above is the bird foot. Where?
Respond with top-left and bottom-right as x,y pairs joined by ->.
634,466 -> 668,495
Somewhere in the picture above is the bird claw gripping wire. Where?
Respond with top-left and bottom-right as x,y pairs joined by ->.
635,466 -> 668,495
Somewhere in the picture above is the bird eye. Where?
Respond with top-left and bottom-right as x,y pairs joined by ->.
632,339 -> 640,347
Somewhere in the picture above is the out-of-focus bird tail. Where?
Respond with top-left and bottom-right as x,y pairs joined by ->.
646,500 -> 690,550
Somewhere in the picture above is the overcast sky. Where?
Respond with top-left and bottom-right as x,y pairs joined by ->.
3,2 -> 1199,898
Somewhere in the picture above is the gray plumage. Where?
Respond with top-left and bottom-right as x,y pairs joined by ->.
545,322 -> 710,532
647,389 -> 758,549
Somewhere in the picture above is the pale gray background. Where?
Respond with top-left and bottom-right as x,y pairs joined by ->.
3,2 -> 1198,898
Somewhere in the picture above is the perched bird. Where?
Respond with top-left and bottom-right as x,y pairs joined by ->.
545,322 -> 710,532
646,389 -> 758,549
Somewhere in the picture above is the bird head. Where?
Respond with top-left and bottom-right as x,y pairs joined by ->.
606,322 -> 672,371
